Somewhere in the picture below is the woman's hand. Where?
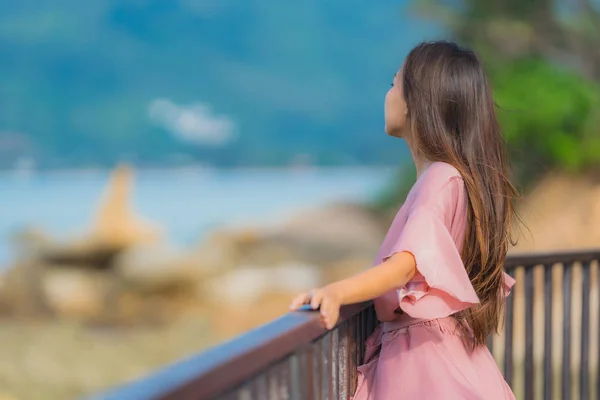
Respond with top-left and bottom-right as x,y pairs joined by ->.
290,285 -> 343,329
290,253 -> 416,329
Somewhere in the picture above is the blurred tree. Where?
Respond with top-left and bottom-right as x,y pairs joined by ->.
417,0 -> 600,80
414,0 -> 600,184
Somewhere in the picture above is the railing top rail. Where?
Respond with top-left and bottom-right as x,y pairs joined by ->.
90,302 -> 371,400
505,249 -> 600,269
91,249 -> 600,400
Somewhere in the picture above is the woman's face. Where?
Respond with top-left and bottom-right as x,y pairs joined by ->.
384,66 -> 408,138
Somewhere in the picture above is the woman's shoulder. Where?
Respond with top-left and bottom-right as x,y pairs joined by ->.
412,162 -> 463,203
424,161 -> 463,183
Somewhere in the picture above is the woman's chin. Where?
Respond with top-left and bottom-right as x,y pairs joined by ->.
385,127 -> 402,138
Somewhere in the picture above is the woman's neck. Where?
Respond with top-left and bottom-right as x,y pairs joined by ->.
415,159 -> 433,179
405,134 -> 432,179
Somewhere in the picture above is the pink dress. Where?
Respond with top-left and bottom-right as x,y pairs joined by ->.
352,162 -> 516,400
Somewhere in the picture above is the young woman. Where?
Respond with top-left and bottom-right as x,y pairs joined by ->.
290,41 -> 517,399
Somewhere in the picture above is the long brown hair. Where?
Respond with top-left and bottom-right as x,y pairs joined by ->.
402,41 -> 518,347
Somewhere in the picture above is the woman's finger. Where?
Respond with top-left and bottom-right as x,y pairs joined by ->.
320,298 -> 339,329
320,298 -> 332,328
320,297 -> 329,318
310,290 -> 323,310
289,292 -> 311,310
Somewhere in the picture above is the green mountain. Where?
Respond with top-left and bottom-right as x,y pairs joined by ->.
0,1 -> 441,168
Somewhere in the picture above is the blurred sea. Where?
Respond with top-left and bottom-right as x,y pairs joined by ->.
0,167 -> 394,268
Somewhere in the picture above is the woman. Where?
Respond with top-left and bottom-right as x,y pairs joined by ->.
291,41 -> 517,399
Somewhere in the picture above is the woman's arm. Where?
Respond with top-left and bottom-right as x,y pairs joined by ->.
333,252 -> 416,305
290,251 -> 417,329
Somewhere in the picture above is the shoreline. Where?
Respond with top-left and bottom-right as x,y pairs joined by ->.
0,165 -> 398,179
0,167 -> 394,270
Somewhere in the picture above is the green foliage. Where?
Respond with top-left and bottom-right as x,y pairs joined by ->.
414,0 -> 600,185
492,58 -> 600,181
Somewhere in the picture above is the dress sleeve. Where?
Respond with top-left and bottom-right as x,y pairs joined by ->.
503,272 -> 516,296
384,180 -> 481,319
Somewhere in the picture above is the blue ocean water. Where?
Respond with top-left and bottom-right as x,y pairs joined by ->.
0,167 -> 395,268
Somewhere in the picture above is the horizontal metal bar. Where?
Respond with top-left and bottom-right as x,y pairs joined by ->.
90,250 -> 600,400
89,302 -> 372,400
504,249 -> 600,269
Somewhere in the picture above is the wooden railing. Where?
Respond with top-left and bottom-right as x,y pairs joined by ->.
91,250 -> 600,400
